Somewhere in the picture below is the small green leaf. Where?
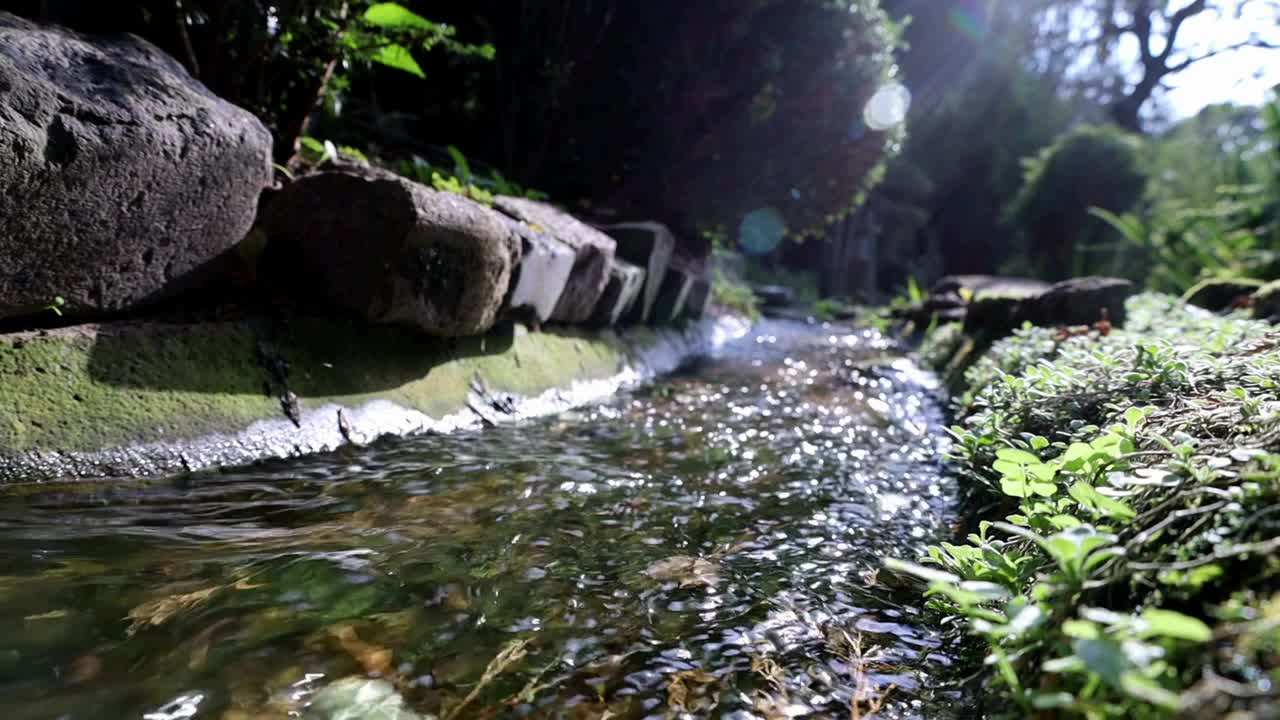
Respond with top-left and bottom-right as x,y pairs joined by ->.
1139,609 -> 1212,642
1027,462 -> 1058,482
369,43 -> 425,78
1030,436 -> 1050,450
993,459 -> 1027,480
1073,637 -> 1130,687
363,2 -> 434,30
1119,671 -> 1180,709
1000,477 -> 1031,498
1062,619 -> 1100,639
997,448 -> 1041,465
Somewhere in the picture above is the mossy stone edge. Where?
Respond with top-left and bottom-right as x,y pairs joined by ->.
0,315 -> 735,484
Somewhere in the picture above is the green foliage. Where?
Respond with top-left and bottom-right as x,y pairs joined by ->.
904,293 -> 1280,717
44,296 -> 65,318
399,146 -> 547,205
298,136 -> 368,167
1088,94 -> 1280,293
346,3 -> 495,79
1008,125 -> 1148,279
711,269 -> 762,321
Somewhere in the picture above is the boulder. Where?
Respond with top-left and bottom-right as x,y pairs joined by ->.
261,173 -> 519,336
500,216 -> 575,323
1253,280 -> 1280,322
589,259 -> 646,326
494,196 -> 616,323
0,13 -> 272,319
1021,277 -> 1135,328
600,222 -> 675,322
962,295 -> 1023,335
1182,278 -> 1264,312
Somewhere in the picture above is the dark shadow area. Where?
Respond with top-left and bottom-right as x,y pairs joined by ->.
82,311 -> 527,396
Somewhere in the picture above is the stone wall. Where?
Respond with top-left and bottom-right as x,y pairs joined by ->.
0,15 -> 727,483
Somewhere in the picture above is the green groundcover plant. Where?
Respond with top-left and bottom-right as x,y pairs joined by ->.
898,294 -> 1280,718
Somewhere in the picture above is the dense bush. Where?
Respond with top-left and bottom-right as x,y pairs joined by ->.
1007,124 -> 1148,279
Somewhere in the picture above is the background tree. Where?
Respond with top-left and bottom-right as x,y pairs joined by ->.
1037,0 -> 1280,132
1008,124 -> 1148,278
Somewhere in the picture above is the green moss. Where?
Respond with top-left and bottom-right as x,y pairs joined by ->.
0,319 -> 630,453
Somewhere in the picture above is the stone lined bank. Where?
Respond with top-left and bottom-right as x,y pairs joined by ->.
0,314 -> 748,484
0,14 -> 734,484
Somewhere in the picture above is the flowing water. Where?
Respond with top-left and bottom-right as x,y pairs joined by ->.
0,320 -> 965,719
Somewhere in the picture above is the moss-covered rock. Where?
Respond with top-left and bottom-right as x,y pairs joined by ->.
0,313 -> 729,483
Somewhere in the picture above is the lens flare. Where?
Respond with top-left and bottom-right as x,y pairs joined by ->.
947,3 -> 987,44
738,208 -> 786,255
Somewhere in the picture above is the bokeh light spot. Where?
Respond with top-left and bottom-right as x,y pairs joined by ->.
863,83 -> 911,131
738,208 -> 786,255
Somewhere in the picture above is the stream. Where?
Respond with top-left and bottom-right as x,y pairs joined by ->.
0,319 -> 964,719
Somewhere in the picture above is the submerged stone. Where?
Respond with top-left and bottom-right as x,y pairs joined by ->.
261,173 -> 519,336
305,678 -> 422,720
601,222 -> 676,323
494,196 -> 616,324
0,12 -> 273,319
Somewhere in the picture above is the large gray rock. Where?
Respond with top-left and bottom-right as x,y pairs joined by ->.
589,259 -> 646,326
494,196 -> 616,323
500,216 -> 575,323
0,13 -> 272,319
1022,277 -> 1134,328
601,222 -> 675,322
262,173 -> 519,336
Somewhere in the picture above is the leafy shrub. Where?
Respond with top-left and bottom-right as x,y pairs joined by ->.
1008,125 -> 1147,279
1091,94 -> 1280,293
399,145 -> 547,205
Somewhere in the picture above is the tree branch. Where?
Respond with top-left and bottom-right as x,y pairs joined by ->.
1168,35 -> 1280,72
1132,0 -> 1155,62
1161,0 -> 1210,63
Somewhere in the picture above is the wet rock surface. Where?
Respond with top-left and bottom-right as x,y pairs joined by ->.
601,222 -> 676,322
0,12 -> 272,319
588,258 -> 646,326
499,216 -> 575,323
494,196 -> 617,324
262,173 -> 518,336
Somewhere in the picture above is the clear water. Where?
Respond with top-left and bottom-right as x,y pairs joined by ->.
0,320 -> 963,719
